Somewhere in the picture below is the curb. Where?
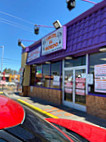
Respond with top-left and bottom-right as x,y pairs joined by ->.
18,99 -> 59,119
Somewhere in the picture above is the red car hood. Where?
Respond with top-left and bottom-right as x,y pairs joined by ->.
46,118 -> 106,142
0,96 -> 25,129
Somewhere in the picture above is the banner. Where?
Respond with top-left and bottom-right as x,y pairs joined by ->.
27,46 -> 41,62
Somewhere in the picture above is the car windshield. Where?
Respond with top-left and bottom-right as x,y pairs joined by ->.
5,106 -> 70,142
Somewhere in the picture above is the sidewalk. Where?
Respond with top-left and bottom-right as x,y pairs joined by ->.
4,92 -> 106,129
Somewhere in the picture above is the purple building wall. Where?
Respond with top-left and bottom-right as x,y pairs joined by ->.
26,0 -> 106,65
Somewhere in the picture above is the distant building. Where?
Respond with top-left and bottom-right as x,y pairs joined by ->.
0,73 -> 20,82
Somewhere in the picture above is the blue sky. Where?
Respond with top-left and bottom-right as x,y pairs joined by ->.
0,0 -> 103,71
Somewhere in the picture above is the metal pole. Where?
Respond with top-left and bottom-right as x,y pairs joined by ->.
1,46 -> 4,74
81,0 -> 97,4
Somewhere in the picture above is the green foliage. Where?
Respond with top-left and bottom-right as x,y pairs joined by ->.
3,68 -> 17,74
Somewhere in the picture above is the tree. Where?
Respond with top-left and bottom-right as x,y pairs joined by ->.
3,68 -> 17,74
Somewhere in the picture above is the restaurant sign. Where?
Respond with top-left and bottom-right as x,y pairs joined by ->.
42,27 -> 66,55
27,46 -> 41,62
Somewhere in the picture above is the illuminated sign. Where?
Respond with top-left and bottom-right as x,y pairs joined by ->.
42,27 -> 66,55
27,46 -> 41,62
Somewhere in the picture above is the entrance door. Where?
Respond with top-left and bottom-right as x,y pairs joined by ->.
63,66 -> 86,111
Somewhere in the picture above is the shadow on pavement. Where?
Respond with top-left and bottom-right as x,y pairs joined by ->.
13,93 -> 106,128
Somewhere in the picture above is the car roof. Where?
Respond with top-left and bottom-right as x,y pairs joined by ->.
0,95 -> 25,129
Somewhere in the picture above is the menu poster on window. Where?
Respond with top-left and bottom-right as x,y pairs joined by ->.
76,78 -> 86,83
95,64 -> 106,93
76,89 -> 85,96
76,83 -> 85,89
95,79 -> 106,93
65,82 -> 73,88
65,88 -> 73,93
53,76 -> 60,86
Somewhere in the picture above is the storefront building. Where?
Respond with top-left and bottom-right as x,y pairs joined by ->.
22,1 -> 106,119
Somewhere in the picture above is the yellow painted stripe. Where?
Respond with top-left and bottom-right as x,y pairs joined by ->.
18,99 -> 58,119
0,92 -> 3,94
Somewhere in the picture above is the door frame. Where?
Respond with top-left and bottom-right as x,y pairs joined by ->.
62,55 -> 88,112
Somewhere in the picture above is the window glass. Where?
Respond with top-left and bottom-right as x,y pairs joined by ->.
30,65 -> 35,86
65,56 -> 86,67
42,64 -> 50,87
35,65 -> 42,86
89,52 -> 106,95
50,61 -> 62,89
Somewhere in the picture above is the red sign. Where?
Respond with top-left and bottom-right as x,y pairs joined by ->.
65,88 -> 73,93
76,83 -> 85,89
65,82 -> 73,88
76,78 -> 86,83
2,71 -> 6,81
76,89 -> 85,96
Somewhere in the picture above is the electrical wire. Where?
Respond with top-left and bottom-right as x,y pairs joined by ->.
3,58 -> 21,62
0,10 -> 35,25
0,18 -> 33,33
0,17 -> 32,30
0,10 -> 53,28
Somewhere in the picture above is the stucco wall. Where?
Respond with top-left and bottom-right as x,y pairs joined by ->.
23,65 -> 30,86
21,53 -> 27,68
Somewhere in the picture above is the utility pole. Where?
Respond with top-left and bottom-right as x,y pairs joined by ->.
0,46 -> 4,81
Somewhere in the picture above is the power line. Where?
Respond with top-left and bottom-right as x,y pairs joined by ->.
3,57 -> 20,61
0,18 -> 33,33
0,10 -> 53,28
3,59 -> 21,63
0,17 -> 32,30
0,10 -> 35,25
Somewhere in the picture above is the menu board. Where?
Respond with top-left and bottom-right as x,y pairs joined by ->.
94,64 -> 106,93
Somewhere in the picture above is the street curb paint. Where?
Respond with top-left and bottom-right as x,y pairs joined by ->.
17,99 -> 59,119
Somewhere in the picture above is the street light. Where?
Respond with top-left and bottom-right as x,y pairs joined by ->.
18,39 -> 26,49
34,21 -> 62,35
0,46 -> 4,81
53,20 -> 62,29
34,24 -> 54,35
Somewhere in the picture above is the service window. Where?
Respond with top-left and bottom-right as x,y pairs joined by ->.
35,65 -> 42,86
30,65 -> 35,86
42,64 -> 50,87
89,51 -> 106,95
50,61 -> 62,89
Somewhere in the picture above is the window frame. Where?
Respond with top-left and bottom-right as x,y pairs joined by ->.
30,61 -> 62,90
88,51 -> 106,97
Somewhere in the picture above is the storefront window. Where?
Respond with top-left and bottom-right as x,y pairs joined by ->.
65,56 -> 86,67
35,65 -> 42,86
89,52 -> 106,95
42,64 -> 50,87
30,65 -> 35,86
50,61 -> 62,89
